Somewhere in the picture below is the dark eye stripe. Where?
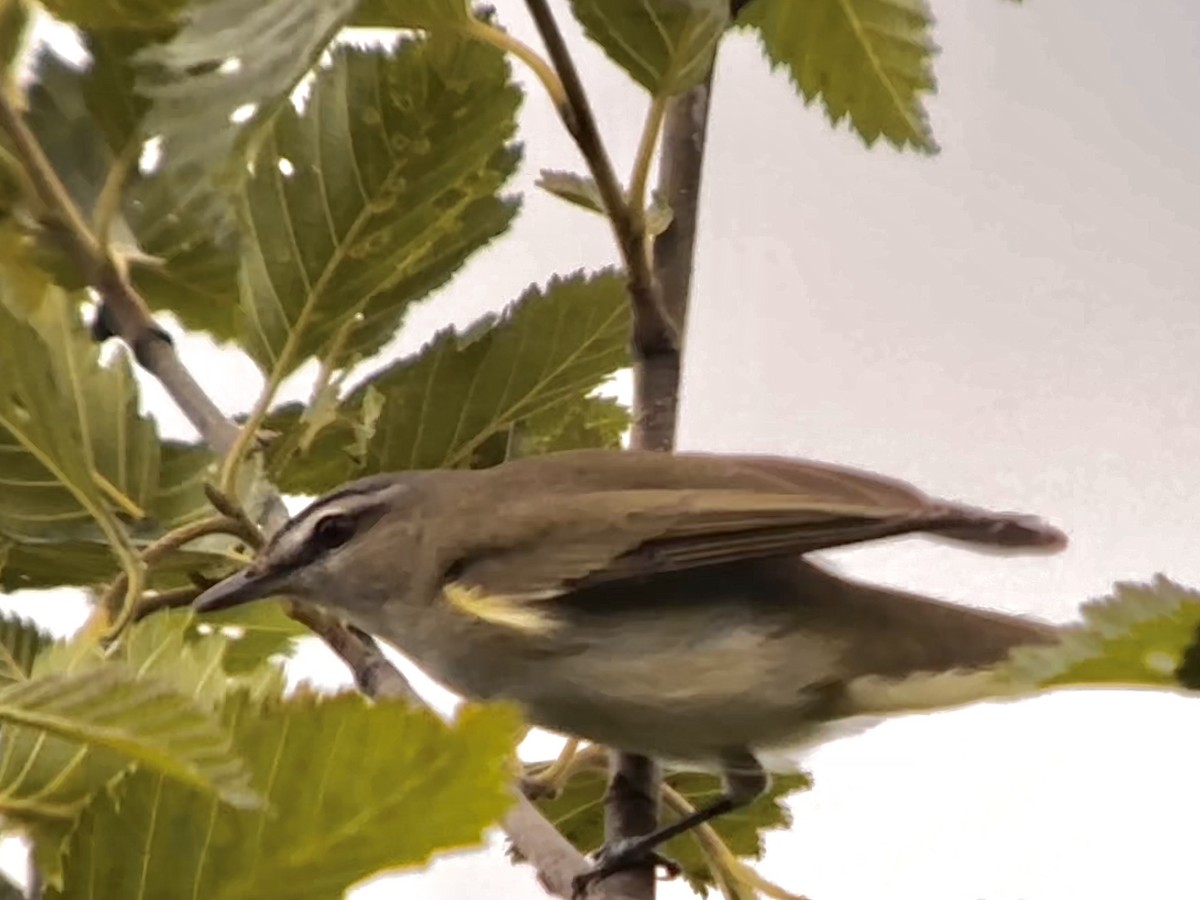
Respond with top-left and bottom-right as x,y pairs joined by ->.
265,500 -> 390,578
268,474 -> 402,550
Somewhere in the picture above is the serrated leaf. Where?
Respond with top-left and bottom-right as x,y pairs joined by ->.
357,270 -> 630,472
0,285 -> 132,559
569,0 -> 728,96
1006,576 -> 1200,689
0,612 -> 53,687
2,615 -> 281,885
80,25 -> 247,340
537,170 -> 674,236
235,37 -> 521,378
537,168 -> 606,215
532,762 -> 810,895
507,393 -> 630,460
0,667 -> 259,809
267,270 -> 630,493
133,0 -> 361,233
49,696 -> 522,900
0,283 -> 233,590
17,32 -> 242,340
740,0 -> 938,152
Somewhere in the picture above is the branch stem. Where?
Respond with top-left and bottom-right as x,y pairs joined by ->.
521,0 -> 677,356
626,96 -> 668,259
615,68 -> 720,900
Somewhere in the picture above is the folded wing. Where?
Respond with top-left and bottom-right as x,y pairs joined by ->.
444,453 -> 1066,601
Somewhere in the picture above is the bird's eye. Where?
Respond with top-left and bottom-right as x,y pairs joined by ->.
312,514 -> 356,550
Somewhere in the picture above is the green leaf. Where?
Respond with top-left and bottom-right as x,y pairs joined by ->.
38,0 -> 189,30
0,284 -> 132,557
134,0 -> 361,232
536,169 -> 673,236
2,615 -> 281,885
507,393 -> 630,460
81,28 -> 161,154
0,0 -> 31,81
532,763 -> 810,895
49,696 -> 522,900
739,0 -> 939,152
80,25 -> 247,339
353,0 -> 472,29
23,52 -> 110,220
234,37 -> 521,378
267,270 -> 631,493
0,612 -> 53,687
1007,576 -> 1200,689
120,608 -> 288,708
350,269 -> 630,473
569,0 -> 729,96
18,34 -> 242,340
0,666 -> 260,809
185,600 -> 306,676
0,282 -> 233,590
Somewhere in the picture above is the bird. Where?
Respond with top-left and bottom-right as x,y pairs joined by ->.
193,448 -> 1067,891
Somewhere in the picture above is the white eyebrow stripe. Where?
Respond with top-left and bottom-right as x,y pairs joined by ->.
264,482 -> 404,571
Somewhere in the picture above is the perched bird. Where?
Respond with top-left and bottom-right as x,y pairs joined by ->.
193,449 -> 1066,889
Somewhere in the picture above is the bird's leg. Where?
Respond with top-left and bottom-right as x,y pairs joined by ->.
572,751 -> 768,898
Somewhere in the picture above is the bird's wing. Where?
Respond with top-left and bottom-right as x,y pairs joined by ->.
445,487 -> 1062,601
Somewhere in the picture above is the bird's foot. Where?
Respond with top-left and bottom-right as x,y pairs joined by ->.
571,841 -> 681,898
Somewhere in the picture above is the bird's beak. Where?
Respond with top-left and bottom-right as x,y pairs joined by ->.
193,567 -> 285,613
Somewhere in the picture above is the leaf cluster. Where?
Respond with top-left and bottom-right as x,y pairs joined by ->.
0,610 -> 524,898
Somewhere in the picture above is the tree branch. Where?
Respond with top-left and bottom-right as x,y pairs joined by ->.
609,70 -> 718,900
521,0 -> 678,356
0,88 -> 615,900
509,15 -> 717,888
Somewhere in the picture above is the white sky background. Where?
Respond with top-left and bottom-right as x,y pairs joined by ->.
3,1 -> 1200,898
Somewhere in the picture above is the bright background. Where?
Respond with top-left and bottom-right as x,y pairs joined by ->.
3,1 -> 1200,898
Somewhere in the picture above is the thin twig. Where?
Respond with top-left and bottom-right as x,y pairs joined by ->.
521,0 -> 678,357
633,74 -> 716,453
100,515 -> 257,641
130,586 -> 203,624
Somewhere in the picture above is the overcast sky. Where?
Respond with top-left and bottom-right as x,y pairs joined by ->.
3,1 -> 1200,898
